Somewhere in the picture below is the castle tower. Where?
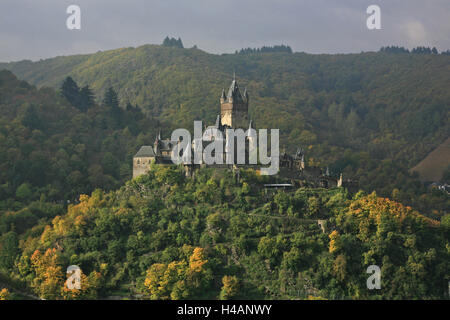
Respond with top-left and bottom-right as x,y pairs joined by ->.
220,76 -> 249,129
154,130 -> 161,155
337,173 -> 343,187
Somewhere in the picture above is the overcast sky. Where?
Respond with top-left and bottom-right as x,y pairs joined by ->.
1,0 -> 449,62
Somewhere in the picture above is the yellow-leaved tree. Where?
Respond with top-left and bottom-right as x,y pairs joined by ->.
144,247 -> 212,300
219,275 -> 239,300
0,288 -> 12,300
30,248 -> 64,300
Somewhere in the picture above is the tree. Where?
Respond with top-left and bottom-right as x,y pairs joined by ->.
144,247 -> 212,300
79,85 -> 95,111
15,183 -> 32,201
103,87 -> 119,109
144,263 -> 169,299
0,231 -> 19,270
103,87 -> 121,123
61,270 -> 102,300
30,249 -> 64,299
162,36 -> 184,48
0,288 -> 11,300
219,275 -> 239,300
61,77 -> 80,107
20,104 -> 40,130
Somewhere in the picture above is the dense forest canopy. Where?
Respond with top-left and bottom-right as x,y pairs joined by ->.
0,70 -> 160,212
1,165 -> 448,300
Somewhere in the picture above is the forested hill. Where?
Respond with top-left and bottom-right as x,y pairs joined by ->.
2,165 -> 449,300
1,44 -> 448,215
0,69 -> 159,208
2,46 -> 450,141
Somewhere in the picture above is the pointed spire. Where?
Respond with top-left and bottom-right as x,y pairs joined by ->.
215,114 -> 221,128
220,88 -> 226,102
247,120 -> 254,138
227,74 -> 243,102
154,130 -> 161,154
338,173 -> 343,187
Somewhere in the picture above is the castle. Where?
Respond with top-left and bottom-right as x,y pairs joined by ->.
133,77 -> 356,190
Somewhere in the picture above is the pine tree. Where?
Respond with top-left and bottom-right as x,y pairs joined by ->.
103,87 -> 119,109
61,76 -> 80,107
103,87 -> 121,126
163,36 -> 171,47
79,85 -> 95,111
177,37 -> 184,49
162,36 -> 184,48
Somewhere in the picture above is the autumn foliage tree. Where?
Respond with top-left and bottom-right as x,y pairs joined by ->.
219,275 -> 239,300
0,288 -> 12,300
327,192 -> 448,299
30,248 -> 64,299
144,246 -> 212,300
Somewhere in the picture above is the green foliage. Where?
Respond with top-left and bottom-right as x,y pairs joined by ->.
103,87 -> 119,109
236,45 -> 292,54
162,37 -> 184,49
380,46 -> 440,54
220,275 -> 239,300
60,76 -> 80,106
15,183 -> 32,201
1,166 -> 445,300
0,70 -> 159,235
1,45 -> 448,215
0,231 -> 19,270
60,77 -> 94,111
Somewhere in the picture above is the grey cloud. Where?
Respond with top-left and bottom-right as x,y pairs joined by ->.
0,0 -> 449,62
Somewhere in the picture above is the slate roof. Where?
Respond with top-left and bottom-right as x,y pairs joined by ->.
227,79 -> 244,103
158,139 -> 175,150
134,146 -> 156,158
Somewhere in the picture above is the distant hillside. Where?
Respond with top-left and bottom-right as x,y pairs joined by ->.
1,44 -> 449,214
411,137 -> 450,182
1,45 -> 449,150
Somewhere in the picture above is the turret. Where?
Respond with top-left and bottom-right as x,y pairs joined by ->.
337,173 -> 343,187
220,75 -> 249,129
247,120 -> 256,143
220,89 -> 226,104
154,130 -> 161,155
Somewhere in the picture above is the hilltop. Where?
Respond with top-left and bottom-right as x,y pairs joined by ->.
1,165 -> 447,300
